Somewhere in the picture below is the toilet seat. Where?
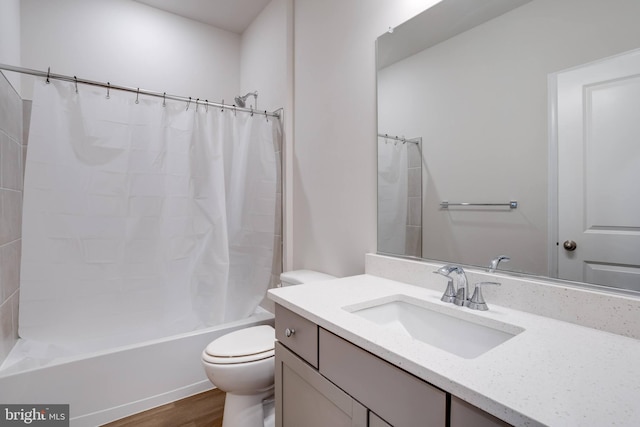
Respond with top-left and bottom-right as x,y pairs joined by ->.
203,325 -> 275,365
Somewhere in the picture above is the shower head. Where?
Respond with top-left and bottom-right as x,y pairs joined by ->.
234,91 -> 258,108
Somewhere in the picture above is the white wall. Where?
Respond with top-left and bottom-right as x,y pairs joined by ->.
0,0 -> 21,91
378,0 -> 640,276
20,0 -> 241,102
292,0 -> 442,277
240,0 -> 289,112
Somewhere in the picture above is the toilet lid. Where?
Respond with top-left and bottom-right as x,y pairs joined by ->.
204,325 -> 275,361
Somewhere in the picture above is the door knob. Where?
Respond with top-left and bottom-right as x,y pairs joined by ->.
563,240 -> 577,251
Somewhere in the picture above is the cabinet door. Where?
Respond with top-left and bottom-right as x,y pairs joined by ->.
370,411 -> 393,427
450,396 -> 512,427
275,341 -> 367,427
319,328 -> 446,427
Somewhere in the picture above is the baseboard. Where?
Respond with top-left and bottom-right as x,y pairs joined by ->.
72,381 -> 214,426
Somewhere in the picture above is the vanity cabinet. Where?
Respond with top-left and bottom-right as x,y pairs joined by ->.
274,304 -> 511,427
275,342 -> 367,426
275,304 -> 318,368
450,396 -> 510,427
370,412 -> 393,427
319,328 -> 446,426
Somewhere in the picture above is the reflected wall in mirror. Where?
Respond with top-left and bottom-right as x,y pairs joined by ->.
376,0 -> 640,293
377,134 -> 422,258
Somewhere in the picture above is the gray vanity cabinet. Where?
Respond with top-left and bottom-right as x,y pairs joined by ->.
370,412 -> 393,427
318,328 -> 446,426
275,304 -> 367,426
275,341 -> 367,427
450,396 -> 511,427
274,304 -> 512,427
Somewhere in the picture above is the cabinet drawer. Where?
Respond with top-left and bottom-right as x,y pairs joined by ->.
319,328 -> 446,427
450,396 -> 511,427
275,304 -> 319,368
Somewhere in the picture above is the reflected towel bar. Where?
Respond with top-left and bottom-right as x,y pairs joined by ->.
440,201 -> 518,209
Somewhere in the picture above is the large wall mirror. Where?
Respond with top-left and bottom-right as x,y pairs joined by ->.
376,0 -> 640,293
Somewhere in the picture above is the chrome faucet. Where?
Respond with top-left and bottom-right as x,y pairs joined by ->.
488,255 -> 510,273
435,265 -> 502,310
434,265 -> 469,307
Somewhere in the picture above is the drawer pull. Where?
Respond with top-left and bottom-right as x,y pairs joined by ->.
285,328 -> 296,337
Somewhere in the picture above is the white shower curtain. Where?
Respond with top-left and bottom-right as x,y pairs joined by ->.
377,137 -> 408,255
19,80 -> 279,348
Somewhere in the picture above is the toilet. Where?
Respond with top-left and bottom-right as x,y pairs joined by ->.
201,270 -> 336,427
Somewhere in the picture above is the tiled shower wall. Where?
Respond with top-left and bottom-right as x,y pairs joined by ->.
406,142 -> 422,258
0,70 -> 25,365
261,126 -> 283,313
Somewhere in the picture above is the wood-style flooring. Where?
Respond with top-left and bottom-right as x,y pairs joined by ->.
103,389 -> 225,427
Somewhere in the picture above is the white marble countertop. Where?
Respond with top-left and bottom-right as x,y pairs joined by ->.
268,274 -> 640,427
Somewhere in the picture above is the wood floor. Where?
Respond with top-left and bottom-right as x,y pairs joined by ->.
103,389 -> 225,427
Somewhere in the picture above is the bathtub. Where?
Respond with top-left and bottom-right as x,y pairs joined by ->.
0,308 -> 274,426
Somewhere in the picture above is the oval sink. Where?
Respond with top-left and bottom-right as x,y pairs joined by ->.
345,295 -> 524,359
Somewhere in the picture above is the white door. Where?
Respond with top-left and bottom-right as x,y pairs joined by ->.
556,49 -> 640,291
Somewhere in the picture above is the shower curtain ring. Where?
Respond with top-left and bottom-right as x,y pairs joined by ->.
106,82 -> 110,99
186,97 -> 191,111
162,92 -> 166,107
46,67 -> 50,84
233,105 -> 237,116
196,98 -> 200,112
74,76 -> 78,93
135,88 -> 140,104
264,110 -> 268,122
221,99 -> 224,113
205,100 -> 208,112
250,107 -> 254,117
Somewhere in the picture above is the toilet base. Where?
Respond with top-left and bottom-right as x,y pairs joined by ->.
222,387 -> 274,427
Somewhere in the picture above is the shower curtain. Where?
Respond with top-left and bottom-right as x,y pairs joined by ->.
19,80 -> 280,348
377,137 -> 408,255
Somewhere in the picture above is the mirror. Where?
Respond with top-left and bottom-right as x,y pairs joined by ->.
376,0 -> 640,293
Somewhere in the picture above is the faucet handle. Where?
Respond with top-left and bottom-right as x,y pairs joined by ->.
468,282 -> 501,311
436,264 -> 462,275
433,271 -> 457,303
434,271 -> 456,302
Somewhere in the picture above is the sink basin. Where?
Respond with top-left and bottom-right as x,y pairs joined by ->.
345,296 -> 523,359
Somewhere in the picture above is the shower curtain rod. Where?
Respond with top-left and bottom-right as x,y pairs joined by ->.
378,133 -> 420,145
0,63 -> 281,119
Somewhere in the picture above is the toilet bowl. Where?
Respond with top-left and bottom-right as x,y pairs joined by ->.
202,325 -> 275,427
202,270 -> 336,427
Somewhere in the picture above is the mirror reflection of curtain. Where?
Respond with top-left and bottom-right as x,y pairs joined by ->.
377,137 -> 408,255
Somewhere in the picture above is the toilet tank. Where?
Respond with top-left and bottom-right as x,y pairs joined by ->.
279,270 -> 336,287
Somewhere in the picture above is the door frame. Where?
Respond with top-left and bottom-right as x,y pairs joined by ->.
547,72 -> 559,279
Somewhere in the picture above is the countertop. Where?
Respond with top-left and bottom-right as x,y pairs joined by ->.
268,274 -> 640,427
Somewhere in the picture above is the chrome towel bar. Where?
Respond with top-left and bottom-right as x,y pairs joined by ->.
440,201 -> 518,209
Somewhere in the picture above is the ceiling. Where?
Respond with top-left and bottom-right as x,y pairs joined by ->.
134,0 -> 272,34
